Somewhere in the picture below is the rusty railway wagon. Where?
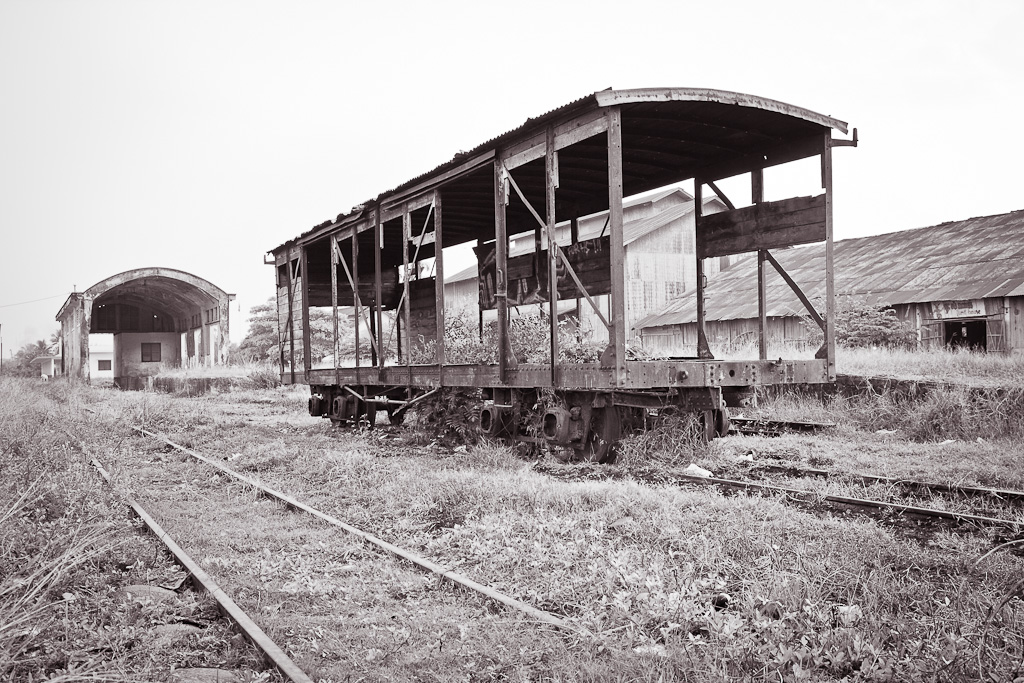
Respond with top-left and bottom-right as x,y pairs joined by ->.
269,87 -> 855,461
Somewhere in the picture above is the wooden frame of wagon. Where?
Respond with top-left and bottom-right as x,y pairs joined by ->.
269,87 -> 855,445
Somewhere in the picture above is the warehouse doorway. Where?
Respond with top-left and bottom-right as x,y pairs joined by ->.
944,319 -> 986,351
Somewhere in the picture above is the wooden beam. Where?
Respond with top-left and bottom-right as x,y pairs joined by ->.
402,212 -> 412,367
706,180 -> 735,211
758,250 -> 768,361
286,248 -> 297,383
571,215 -> 580,323
331,235 -> 340,385
822,132 -> 836,378
606,107 -> 627,381
753,169 -> 766,360
694,181 -> 713,359
698,194 -> 827,258
500,109 -> 610,171
546,127 -> 559,384
763,250 -> 825,331
335,240 -> 380,360
494,161 -> 510,383
374,213 -> 384,368
433,190 -> 445,379
554,244 -> 610,330
380,192 -> 434,223
351,230 -> 360,370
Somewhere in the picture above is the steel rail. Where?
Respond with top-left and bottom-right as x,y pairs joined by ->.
131,425 -> 591,638
755,464 -> 1024,503
89,458 -> 315,683
672,473 -> 1023,529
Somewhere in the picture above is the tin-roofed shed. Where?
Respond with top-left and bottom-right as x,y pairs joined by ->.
635,209 -> 1024,353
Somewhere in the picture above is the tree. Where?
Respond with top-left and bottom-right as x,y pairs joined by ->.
805,298 -> 916,349
237,297 -> 373,364
3,340 -> 51,377
237,299 -> 280,362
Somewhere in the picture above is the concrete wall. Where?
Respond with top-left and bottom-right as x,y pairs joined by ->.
91,351 -> 114,379
115,332 -> 180,377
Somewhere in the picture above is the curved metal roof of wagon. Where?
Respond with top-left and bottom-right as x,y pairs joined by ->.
273,87 -> 848,253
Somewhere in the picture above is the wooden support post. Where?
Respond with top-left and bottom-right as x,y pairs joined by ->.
694,181 -> 713,359
369,305 -> 377,366
757,250 -> 768,360
494,161 -> 509,384
396,313 -> 402,363
374,213 -> 384,369
546,127 -> 559,384
276,261 -> 286,382
331,235 -> 340,386
476,239 -> 485,341
402,213 -> 412,367
352,231 -> 360,372
753,168 -> 767,360
822,133 -> 836,379
301,247 -> 311,380
433,190 -> 445,380
286,247 -> 297,383
606,107 -> 627,383
570,215 -> 580,323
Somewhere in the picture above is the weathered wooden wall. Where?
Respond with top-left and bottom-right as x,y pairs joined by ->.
408,277 -> 438,350
640,315 -> 812,356
276,259 -> 305,371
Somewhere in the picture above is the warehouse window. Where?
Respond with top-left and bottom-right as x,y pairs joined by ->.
97,360 -> 111,371
141,343 -> 161,362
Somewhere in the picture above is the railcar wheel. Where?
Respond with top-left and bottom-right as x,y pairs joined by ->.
701,409 -> 730,441
387,407 -> 405,426
575,405 -> 621,464
715,408 -> 730,437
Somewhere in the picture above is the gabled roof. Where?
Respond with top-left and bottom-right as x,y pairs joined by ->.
635,209 -> 1024,329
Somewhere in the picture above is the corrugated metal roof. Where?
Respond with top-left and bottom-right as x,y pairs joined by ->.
272,87 -> 847,256
636,209 -> 1024,329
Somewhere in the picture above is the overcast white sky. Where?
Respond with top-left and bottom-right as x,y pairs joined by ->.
1,0 -> 1021,351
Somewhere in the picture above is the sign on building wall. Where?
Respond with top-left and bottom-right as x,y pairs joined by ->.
930,299 -> 986,320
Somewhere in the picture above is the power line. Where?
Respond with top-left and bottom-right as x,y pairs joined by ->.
0,293 -> 66,309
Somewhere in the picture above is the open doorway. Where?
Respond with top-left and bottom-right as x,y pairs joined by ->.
944,319 -> 987,351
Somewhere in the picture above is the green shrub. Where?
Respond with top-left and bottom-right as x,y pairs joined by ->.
409,387 -> 482,446
806,298 -> 916,349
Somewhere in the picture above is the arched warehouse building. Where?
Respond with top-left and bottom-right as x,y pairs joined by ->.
56,268 -> 234,382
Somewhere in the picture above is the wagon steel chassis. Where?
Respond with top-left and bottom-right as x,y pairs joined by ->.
270,88 -> 856,458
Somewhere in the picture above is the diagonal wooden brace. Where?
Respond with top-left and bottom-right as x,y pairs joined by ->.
763,249 -> 825,331
333,239 -> 381,359
504,166 -> 611,332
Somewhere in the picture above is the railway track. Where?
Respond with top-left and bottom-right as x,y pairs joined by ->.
79,405 -> 593,679
669,471 -> 1024,531
89,457 -> 314,683
536,458 -> 1024,554
126,424 -> 586,637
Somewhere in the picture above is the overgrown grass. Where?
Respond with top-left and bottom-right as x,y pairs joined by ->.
90,383 -> 1024,681
837,346 -> 1024,386
0,378 -> 280,682
759,383 -> 1024,443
